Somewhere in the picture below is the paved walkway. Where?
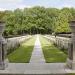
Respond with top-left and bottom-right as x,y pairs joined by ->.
0,63 -> 67,74
30,35 -> 45,63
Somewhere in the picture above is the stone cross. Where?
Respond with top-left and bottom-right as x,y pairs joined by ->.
0,21 -> 7,70
67,21 -> 75,69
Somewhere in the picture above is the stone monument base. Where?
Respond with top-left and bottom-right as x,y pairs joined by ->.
67,58 -> 75,70
0,59 -> 8,70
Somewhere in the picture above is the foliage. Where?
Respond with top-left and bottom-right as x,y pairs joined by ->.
0,7 -> 74,36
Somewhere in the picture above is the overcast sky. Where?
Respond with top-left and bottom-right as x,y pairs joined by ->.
0,0 -> 75,10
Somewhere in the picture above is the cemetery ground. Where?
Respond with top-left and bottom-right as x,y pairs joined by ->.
7,35 -> 67,63
7,36 -> 36,63
2,34 -> 75,75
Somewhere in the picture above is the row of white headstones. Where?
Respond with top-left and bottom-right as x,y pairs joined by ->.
7,35 -> 31,54
44,35 -> 70,49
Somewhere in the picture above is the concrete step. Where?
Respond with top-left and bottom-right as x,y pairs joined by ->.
0,63 -> 68,75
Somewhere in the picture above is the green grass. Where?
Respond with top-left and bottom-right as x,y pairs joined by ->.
7,36 -> 36,63
40,35 -> 67,63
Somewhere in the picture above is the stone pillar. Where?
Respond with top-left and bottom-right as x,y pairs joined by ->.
0,21 -> 7,70
67,21 -> 75,69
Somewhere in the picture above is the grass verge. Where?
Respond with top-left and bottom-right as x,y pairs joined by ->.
7,36 -> 36,63
40,35 -> 67,63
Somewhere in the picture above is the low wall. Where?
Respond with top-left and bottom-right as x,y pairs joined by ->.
6,35 -> 32,54
44,35 -> 71,50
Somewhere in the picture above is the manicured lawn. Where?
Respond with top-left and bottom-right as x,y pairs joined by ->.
7,36 -> 36,63
40,35 -> 67,63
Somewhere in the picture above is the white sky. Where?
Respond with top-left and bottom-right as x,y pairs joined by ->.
0,0 -> 75,11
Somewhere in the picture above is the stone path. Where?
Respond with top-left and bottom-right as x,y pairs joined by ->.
0,63 -> 67,75
30,35 -> 45,63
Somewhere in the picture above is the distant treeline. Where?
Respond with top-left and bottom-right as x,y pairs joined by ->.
0,6 -> 75,36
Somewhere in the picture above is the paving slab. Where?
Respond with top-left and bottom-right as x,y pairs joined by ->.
0,63 -> 67,75
1,63 -> 74,75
